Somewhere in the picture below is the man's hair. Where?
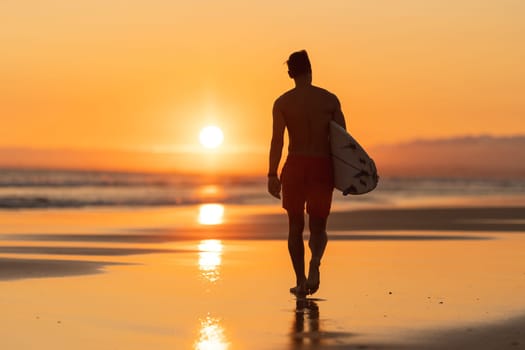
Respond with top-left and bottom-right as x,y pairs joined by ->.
287,50 -> 312,78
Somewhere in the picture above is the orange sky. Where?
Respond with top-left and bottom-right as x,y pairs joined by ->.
1,1 -> 524,173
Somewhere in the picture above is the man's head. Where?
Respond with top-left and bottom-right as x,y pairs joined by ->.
287,50 -> 312,79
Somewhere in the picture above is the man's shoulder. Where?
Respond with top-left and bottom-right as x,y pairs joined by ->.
275,89 -> 295,100
274,89 -> 295,107
274,86 -> 339,107
312,85 -> 338,100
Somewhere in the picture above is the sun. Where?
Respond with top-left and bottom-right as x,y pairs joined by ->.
199,125 -> 224,149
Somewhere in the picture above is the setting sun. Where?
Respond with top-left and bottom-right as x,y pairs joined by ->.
199,126 -> 224,149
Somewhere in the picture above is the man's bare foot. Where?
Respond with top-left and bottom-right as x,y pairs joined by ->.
290,282 -> 308,298
307,257 -> 321,294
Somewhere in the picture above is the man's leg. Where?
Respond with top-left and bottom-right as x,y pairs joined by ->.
287,211 -> 306,291
307,216 -> 328,294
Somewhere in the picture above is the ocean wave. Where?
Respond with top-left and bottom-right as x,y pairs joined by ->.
0,169 -> 265,188
0,196 -> 198,209
0,182 -> 273,209
0,193 -> 273,209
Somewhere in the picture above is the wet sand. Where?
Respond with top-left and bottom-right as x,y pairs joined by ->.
2,206 -> 524,241
409,314 -> 525,350
0,257 -> 121,281
0,204 -> 524,349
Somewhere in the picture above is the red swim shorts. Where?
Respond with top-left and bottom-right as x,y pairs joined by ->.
280,155 -> 334,218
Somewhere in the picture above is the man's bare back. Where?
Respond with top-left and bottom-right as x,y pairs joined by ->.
273,84 -> 346,157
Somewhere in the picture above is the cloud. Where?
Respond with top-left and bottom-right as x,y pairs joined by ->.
369,135 -> 525,179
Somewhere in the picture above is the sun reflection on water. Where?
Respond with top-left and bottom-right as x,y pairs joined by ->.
198,204 -> 224,225
197,185 -> 225,201
198,239 -> 223,283
194,315 -> 229,350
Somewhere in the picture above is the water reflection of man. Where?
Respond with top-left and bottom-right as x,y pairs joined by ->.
268,50 -> 347,297
290,299 -> 321,348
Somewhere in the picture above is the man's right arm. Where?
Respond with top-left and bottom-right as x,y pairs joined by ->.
268,100 -> 285,199
268,101 -> 285,175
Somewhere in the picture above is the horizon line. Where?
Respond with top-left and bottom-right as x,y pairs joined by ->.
1,132 -> 524,154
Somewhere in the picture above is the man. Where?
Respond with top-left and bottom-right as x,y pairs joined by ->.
268,50 -> 346,297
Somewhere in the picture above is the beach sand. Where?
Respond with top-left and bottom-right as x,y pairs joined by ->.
0,203 -> 524,349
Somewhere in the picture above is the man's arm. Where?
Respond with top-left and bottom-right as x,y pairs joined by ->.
333,96 -> 346,130
268,101 -> 285,175
268,101 -> 285,199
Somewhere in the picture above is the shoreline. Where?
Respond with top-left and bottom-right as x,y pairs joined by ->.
1,205 -> 523,240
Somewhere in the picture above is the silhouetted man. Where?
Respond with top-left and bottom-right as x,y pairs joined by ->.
268,50 -> 346,297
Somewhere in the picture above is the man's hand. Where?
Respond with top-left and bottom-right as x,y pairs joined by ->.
267,176 -> 281,199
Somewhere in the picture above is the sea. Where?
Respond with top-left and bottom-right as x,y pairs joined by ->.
0,168 -> 524,210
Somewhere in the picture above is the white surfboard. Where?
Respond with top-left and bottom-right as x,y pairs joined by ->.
330,121 -> 379,195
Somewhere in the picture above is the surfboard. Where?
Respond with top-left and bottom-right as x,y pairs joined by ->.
330,121 -> 379,195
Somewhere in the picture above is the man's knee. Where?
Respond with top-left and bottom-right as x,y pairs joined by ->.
288,212 -> 305,236
309,216 -> 327,235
